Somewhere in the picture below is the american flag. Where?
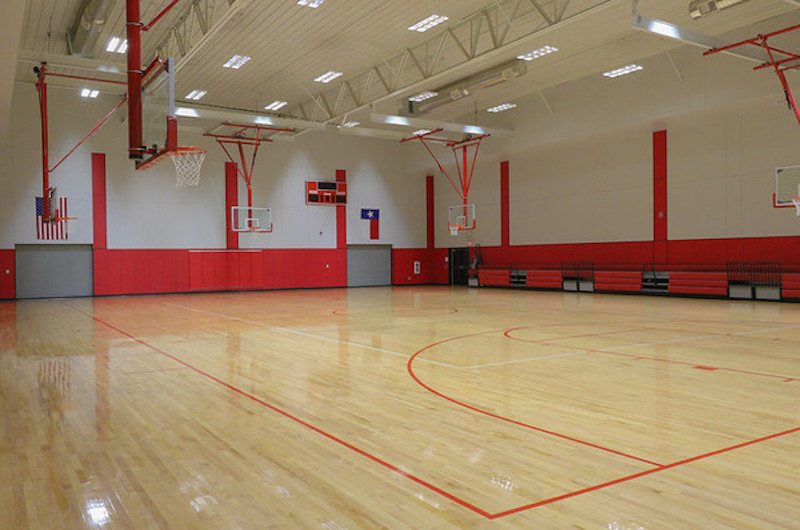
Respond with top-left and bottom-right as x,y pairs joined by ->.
35,196 -> 69,240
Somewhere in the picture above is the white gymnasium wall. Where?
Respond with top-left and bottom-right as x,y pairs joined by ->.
0,84 -> 95,248
399,41 -> 800,249
0,85 -> 427,251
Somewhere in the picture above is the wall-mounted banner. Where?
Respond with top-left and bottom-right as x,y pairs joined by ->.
361,209 -> 379,240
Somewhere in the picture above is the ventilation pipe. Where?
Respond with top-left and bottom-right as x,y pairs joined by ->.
67,0 -> 118,57
411,60 -> 527,114
688,0 -> 750,19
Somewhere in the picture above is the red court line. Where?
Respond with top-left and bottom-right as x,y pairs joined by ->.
594,348 -> 799,382
64,302 -> 494,520
125,367 -> 188,375
491,425 -> 800,519
332,308 -> 458,317
407,331 -> 664,467
503,326 -> 649,344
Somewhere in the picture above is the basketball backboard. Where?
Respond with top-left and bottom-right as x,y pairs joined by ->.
448,203 -> 476,231
138,57 -> 177,168
232,206 -> 273,233
774,165 -> 800,207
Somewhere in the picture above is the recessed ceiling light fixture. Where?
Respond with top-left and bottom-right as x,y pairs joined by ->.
106,37 -> 128,53
486,103 -> 517,113
603,64 -> 644,78
517,45 -> 558,61
297,0 -> 324,7
409,91 -> 438,102
341,121 -> 360,128
223,55 -> 251,69
175,107 -> 200,118
265,100 -> 288,111
412,129 -> 432,136
408,14 -> 449,32
80,88 -> 99,98
185,90 -> 207,100
314,71 -> 343,83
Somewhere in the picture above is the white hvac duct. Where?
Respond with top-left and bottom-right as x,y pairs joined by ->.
67,0 -> 118,57
413,59 -> 527,114
689,0 -> 750,19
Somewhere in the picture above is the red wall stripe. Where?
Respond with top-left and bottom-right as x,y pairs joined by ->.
653,130 -> 668,263
426,175 -> 435,250
500,161 -> 510,247
336,169 -> 347,250
92,153 -> 107,250
225,162 -> 239,250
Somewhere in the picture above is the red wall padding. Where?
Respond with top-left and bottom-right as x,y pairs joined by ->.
0,250 -> 15,299
478,236 -> 800,272
93,248 -> 347,296
392,248 -> 432,285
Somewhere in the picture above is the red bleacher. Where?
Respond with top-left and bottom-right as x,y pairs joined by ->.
782,273 -> 800,299
594,271 -> 641,292
668,272 -> 728,296
525,270 -> 562,289
478,269 -> 511,287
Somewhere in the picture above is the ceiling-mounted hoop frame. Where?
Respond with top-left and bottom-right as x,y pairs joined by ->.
401,129 -> 489,231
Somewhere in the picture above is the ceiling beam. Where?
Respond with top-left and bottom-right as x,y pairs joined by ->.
292,0 -> 614,125
371,113 -> 514,137
1,2 -> 28,139
631,14 -> 770,63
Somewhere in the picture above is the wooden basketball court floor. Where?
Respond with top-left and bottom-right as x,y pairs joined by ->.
1,286 -> 799,528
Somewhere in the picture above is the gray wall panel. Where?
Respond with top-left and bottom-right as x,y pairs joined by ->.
16,245 -> 93,298
347,245 -> 391,287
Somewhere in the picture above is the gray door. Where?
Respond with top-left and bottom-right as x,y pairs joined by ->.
15,244 -> 93,298
347,245 -> 391,287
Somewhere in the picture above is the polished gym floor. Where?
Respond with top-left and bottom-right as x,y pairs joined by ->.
1,286 -> 798,528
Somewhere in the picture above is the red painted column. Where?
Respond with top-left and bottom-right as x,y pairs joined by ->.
92,153 -> 107,249
500,161 -> 510,247
336,169 -> 347,249
91,153 -> 108,295
225,162 -> 239,250
653,130 -> 668,265
426,175 -> 435,249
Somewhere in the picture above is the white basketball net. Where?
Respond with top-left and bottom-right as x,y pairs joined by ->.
793,197 -> 800,216
171,148 -> 206,188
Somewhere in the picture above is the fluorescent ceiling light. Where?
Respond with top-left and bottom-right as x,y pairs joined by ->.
413,129 -> 431,136
603,64 -> 644,78
265,100 -> 288,111
297,0 -> 324,7
486,103 -> 517,113
80,88 -> 99,98
314,71 -> 343,83
341,121 -> 360,128
223,55 -> 251,69
517,45 -> 558,61
647,20 -> 680,39
106,37 -> 128,53
408,14 -> 449,32
175,107 -> 199,118
185,90 -> 207,101
409,91 -> 438,102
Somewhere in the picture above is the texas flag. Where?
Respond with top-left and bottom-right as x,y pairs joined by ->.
361,208 -> 379,240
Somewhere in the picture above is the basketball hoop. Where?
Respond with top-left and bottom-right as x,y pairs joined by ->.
450,226 -> 459,236
792,197 -> 800,216
171,147 -> 206,188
